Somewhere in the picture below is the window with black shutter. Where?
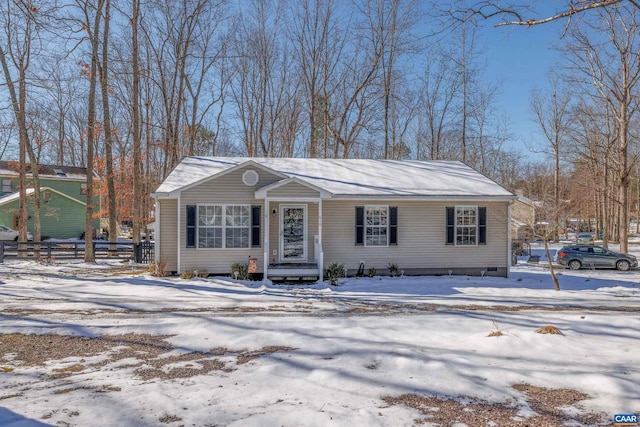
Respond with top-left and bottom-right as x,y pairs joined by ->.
389,206 -> 398,245
446,207 -> 455,245
478,207 -> 486,245
355,206 -> 364,245
251,205 -> 261,247
186,205 -> 196,248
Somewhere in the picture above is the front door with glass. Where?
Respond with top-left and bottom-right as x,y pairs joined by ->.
280,205 -> 306,262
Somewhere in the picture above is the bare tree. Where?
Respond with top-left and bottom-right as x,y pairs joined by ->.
76,0 -> 106,262
230,0 -> 303,157
531,77 -> 572,240
415,45 -> 459,160
0,1 -> 60,246
445,1 -> 635,27
563,4 -> 640,253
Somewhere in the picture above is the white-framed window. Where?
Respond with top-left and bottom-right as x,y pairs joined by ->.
365,205 -> 388,246
456,206 -> 477,246
197,204 -> 249,249
2,179 -> 12,193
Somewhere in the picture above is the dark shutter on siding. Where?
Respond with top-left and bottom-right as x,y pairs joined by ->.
389,206 -> 398,245
186,205 -> 196,248
251,205 -> 261,247
355,206 -> 364,245
478,207 -> 487,245
446,207 -> 455,245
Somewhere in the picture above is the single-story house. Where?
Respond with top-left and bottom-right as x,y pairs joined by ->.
152,157 -> 517,280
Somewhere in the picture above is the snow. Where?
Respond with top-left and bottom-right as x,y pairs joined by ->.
153,156 -> 515,198
0,243 -> 639,426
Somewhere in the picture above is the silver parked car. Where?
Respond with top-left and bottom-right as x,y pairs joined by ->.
576,232 -> 595,244
556,245 -> 638,271
0,224 -> 33,241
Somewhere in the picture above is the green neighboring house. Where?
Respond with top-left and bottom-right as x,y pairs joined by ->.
0,162 -> 100,239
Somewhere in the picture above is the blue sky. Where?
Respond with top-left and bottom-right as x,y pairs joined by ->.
473,6 -> 569,160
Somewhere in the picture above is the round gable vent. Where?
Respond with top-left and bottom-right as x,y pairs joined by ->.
242,170 -> 259,186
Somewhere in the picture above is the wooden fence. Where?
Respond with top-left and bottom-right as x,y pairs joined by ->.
0,240 -> 154,264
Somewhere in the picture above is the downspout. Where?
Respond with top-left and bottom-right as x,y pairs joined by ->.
507,201 -> 513,278
318,198 -> 323,282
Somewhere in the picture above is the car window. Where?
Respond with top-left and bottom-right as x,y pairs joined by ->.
593,247 -> 605,254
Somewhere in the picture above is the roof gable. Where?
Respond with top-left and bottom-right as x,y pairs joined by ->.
0,187 -> 86,207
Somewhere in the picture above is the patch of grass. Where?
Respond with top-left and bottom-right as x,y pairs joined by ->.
487,320 -> 507,337
0,366 -> 14,373
535,325 -> 563,335
56,364 -> 86,373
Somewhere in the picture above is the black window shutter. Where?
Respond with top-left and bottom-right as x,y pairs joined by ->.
389,206 -> 398,245
251,205 -> 261,247
186,205 -> 196,248
355,206 -> 364,245
446,207 -> 454,245
478,207 -> 487,245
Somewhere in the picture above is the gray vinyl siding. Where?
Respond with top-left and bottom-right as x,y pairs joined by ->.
178,166 -> 282,274
321,200 -> 509,273
158,199 -> 178,272
267,182 -> 320,198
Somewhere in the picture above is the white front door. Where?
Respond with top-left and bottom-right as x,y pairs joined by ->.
280,205 -> 306,262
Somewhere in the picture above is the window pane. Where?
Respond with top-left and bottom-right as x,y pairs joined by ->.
365,206 -> 388,246
455,206 -> 477,246
198,227 -> 222,248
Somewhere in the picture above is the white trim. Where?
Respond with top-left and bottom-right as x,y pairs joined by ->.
330,195 -> 517,202
255,176 -> 332,199
0,186 -> 87,207
195,203 -> 251,249
318,199 -> 323,282
263,198 -> 270,282
155,201 -> 160,263
454,205 -> 479,247
279,204 -> 307,262
258,196 -> 326,203
364,205 -> 390,247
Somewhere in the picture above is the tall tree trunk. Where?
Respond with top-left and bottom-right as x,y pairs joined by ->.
99,0 -> 117,253
84,0 -> 106,262
132,0 -> 142,246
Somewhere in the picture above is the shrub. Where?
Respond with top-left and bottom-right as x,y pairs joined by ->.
181,270 -> 195,279
151,258 -> 168,277
325,262 -> 345,286
198,269 -> 209,278
230,263 -> 250,280
367,267 -> 377,277
388,263 -> 400,277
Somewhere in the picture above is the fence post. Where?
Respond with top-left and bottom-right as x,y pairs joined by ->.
47,241 -> 52,260
0,242 -> 4,263
134,243 -> 141,263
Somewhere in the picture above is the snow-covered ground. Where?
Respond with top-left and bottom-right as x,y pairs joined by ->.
0,243 -> 639,426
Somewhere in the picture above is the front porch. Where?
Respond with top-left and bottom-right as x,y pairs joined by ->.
267,263 -> 320,281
